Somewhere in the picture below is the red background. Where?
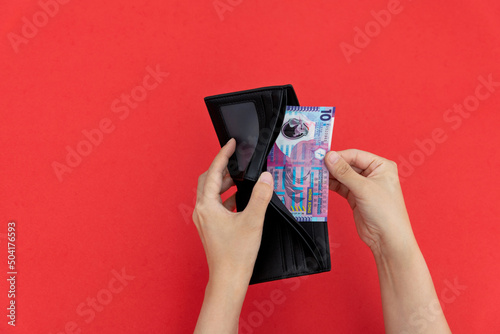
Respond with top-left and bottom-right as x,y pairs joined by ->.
1,0 -> 499,333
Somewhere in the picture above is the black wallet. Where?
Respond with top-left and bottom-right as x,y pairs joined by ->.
205,85 -> 331,284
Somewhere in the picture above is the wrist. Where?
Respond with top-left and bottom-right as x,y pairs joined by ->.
208,270 -> 250,297
370,227 -> 420,266
204,275 -> 249,318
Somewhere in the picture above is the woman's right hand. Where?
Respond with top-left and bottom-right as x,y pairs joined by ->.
325,149 -> 416,258
326,149 -> 451,333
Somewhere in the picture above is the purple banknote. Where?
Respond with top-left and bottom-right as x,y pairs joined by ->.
267,106 -> 335,222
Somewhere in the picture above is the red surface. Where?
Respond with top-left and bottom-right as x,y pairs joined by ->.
1,0 -> 500,333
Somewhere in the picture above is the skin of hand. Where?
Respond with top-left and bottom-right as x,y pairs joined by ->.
193,138 -> 274,334
325,149 -> 451,334
325,149 -> 414,257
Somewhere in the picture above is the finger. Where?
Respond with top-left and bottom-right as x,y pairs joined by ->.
242,172 -> 274,221
328,164 -> 361,198
346,191 -> 357,210
203,138 -> 236,200
222,193 -> 237,211
329,165 -> 362,179
329,180 -> 358,210
350,165 -> 363,174
334,149 -> 385,176
328,178 -> 350,199
325,151 -> 366,194
220,174 -> 235,195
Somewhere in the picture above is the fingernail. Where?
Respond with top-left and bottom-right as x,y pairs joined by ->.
258,172 -> 273,186
328,151 -> 340,164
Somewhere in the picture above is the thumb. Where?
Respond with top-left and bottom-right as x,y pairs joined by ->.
243,172 -> 274,220
325,151 -> 366,194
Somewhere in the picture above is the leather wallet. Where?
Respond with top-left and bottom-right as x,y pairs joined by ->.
205,85 -> 331,284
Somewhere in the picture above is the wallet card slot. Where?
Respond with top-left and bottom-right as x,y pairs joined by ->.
235,180 -> 325,272
299,221 -> 331,270
270,195 -> 325,270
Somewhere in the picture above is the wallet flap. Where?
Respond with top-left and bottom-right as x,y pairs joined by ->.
205,85 -> 292,181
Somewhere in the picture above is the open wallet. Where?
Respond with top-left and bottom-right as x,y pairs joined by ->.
204,85 -> 331,284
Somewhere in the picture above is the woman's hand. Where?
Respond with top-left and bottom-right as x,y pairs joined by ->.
325,149 -> 415,258
192,138 -> 274,284
325,149 -> 451,333
193,138 -> 274,334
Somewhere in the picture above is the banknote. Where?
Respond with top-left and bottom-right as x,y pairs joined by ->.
267,106 -> 335,222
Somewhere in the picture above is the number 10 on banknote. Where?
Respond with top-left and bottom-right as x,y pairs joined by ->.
267,106 -> 335,222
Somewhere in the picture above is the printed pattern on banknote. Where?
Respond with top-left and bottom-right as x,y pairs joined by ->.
267,106 -> 335,222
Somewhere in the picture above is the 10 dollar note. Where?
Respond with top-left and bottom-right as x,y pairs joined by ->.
267,106 -> 335,222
